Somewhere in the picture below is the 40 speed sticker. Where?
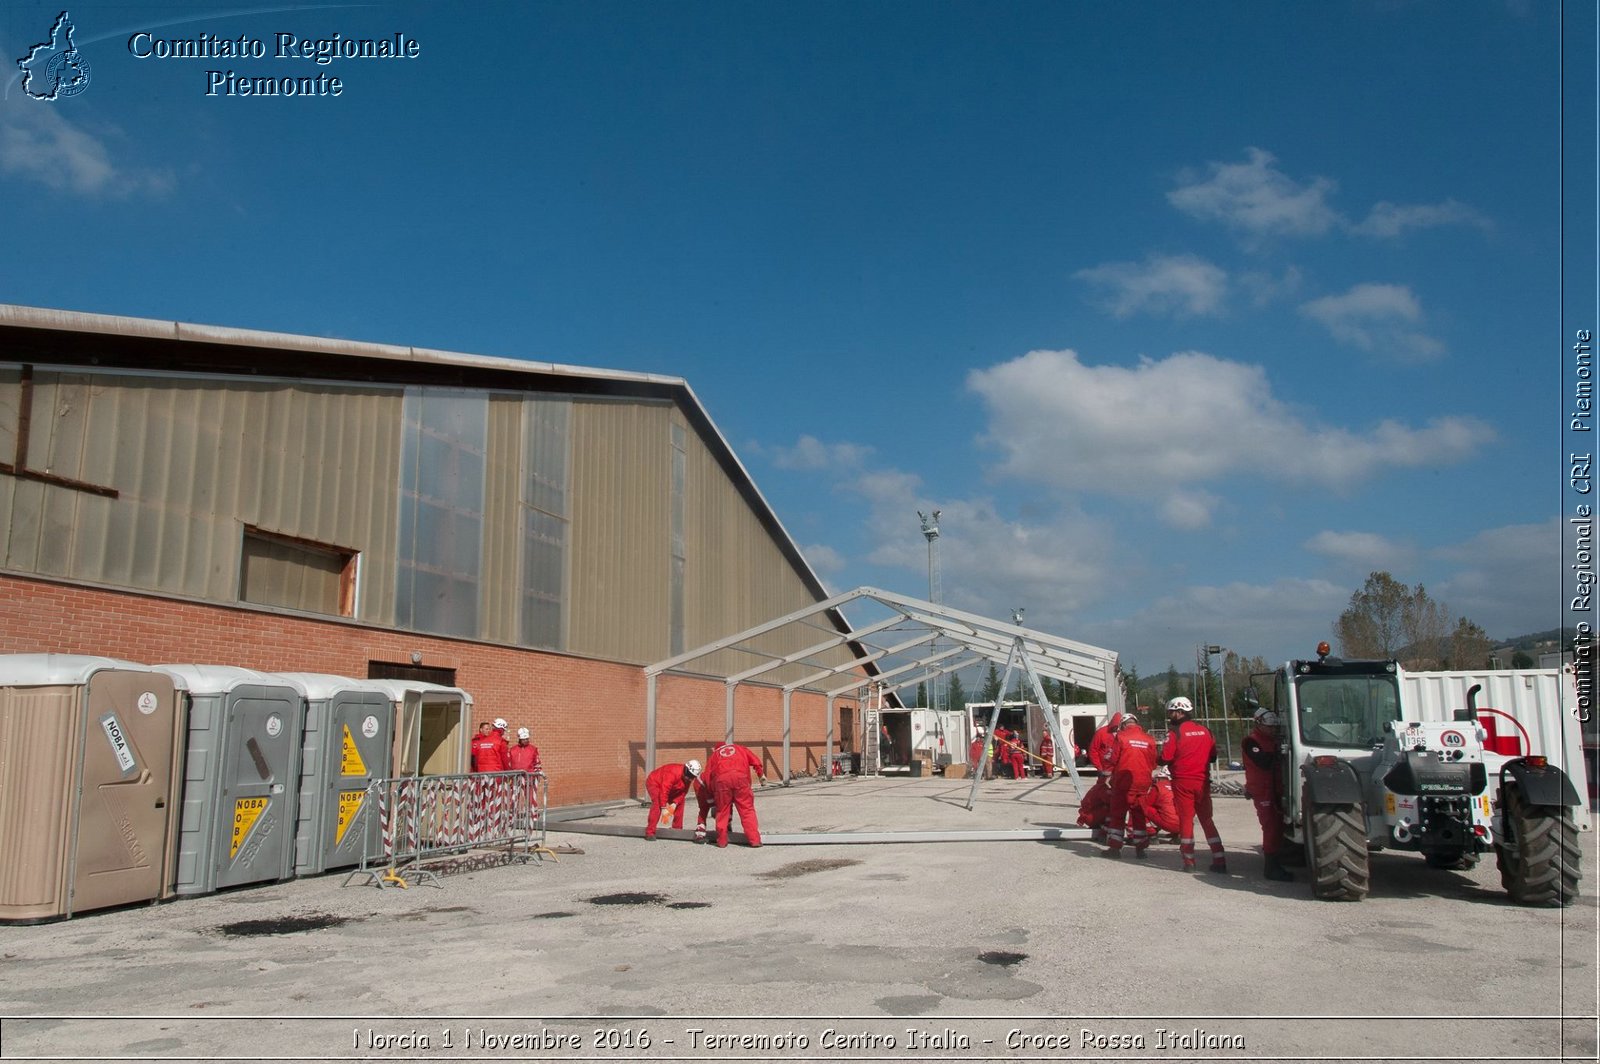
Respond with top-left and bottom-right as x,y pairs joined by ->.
231,796 -> 269,858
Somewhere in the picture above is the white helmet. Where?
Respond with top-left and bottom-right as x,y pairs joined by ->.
493,717 -> 507,730
1253,707 -> 1280,729
685,759 -> 703,778
516,727 -> 530,740
1166,697 -> 1193,717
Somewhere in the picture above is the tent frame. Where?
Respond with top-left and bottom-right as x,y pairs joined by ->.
643,587 -> 1123,793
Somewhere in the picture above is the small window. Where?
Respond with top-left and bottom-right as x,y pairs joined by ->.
240,527 -> 358,616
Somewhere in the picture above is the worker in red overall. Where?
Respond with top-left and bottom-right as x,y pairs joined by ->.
1038,731 -> 1055,777
1159,697 -> 1227,873
470,721 -> 507,772
969,727 -> 987,778
706,742 -> 766,847
1242,706 -> 1292,881
644,759 -> 709,841
1104,713 -> 1158,858
1078,712 -> 1121,840
1006,730 -> 1028,780
1141,769 -> 1179,838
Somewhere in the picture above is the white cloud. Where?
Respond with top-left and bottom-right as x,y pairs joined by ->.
1093,577 -> 1351,674
1074,254 -> 1228,319
966,348 -> 1489,521
1432,520 -> 1563,639
1168,147 -> 1340,241
1169,148 -> 1490,247
1299,283 -> 1445,362
1352,199 -> 1493,238
1304,530 -> 1416,572
0,104 -> 173,197
1238,265 -> 1304,307
767,434 -> 873,471
842,467 -> 1115,618
1162,490 -> 1219,530
798,541 -> 846,577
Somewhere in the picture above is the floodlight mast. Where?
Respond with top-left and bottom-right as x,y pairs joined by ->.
918,509 -> 944,713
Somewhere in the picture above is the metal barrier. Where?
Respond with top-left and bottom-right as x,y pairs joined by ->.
346,770 -> 551,888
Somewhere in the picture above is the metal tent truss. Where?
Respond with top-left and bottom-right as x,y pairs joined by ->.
643,587 -> 1124,801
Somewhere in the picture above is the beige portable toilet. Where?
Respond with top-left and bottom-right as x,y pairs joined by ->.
364,680 -> 471,777
271,673 -> 395,875
155,666 -> 306,896
0,655 -> 184,922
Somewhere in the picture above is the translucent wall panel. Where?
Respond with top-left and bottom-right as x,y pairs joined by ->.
520,394 -> 570,650
397,389 -> 486,639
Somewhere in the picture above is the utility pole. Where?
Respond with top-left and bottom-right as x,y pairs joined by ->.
918,510 -> 943,712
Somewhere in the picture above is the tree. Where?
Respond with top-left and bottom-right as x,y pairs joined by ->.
1163,664 -> 1181,702
1511,650 -> 1534,669
1335,571 -> 1410,659
1447,617 -> 1492,670
946,672 -> 967,713
915,682 -> 928,708
980,662 -> 1002,704
1335,571 -> 1463,670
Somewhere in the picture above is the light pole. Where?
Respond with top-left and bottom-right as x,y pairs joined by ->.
1205,644 -> 1232,762
918,510 -> 943,713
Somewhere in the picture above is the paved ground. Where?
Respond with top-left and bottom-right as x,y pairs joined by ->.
0,773 -> 1594,1063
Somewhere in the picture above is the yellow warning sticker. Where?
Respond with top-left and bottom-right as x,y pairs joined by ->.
340,724 -> 367,777
231,796 -> 268,858
335,789 -> 365,845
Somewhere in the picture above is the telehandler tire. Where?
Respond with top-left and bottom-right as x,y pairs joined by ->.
1305,799 -> 1369,901
1497,785 -> 1580,907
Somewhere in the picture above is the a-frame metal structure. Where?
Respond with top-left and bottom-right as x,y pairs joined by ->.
644,586 -> 1124,806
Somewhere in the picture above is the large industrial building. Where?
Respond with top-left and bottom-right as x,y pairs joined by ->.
0,304 -> 865,806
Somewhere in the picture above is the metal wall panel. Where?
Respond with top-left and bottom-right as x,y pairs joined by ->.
677,412 -> 853,685
568,399 -> 673,663
2,371 -> 403,622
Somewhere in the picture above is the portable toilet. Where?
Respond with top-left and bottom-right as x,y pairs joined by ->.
0,654 -> 185,922
154,665 -> 306,896
364,680 -> 471,777
271,673 -> 395,876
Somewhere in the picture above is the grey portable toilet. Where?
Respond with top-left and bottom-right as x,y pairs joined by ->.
0,654 -> 185,922
365,679 -> 472,777
155,665 -> 305,896
271,673 -> 395,876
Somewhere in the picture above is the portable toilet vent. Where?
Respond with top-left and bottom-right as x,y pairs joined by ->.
155,665 -> 306,896
0,654 -> 185,922
271,673 -> 395,876
364,680 -> 472,777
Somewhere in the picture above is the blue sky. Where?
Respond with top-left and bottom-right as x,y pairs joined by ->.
1,1 -> 1593,677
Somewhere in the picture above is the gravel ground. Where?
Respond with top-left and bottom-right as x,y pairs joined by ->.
0,773 -> 1593,1063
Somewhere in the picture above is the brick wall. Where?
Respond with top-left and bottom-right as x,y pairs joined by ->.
0,574 -> 851,806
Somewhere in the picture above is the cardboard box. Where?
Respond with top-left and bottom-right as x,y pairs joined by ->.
943,763 -> 969,779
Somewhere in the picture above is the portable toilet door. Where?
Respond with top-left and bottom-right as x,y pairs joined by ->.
0,654 -> 184,922
271,673 -> 394,876
365,680 -> 471,777
156,666 -> 305,896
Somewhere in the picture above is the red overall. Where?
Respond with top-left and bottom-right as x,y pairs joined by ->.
1038,734 -> 1055,777
1141,775 -> 1179,836
1242,727 -> 1285,857
1087,723 -> 1117,774
1105,724 -> 1158,852
1076,777 -> 1111,829
706,742 -> 764,847
470,732 -> 507,773
644,763 -> 709,839
1160,719 -> 1226,868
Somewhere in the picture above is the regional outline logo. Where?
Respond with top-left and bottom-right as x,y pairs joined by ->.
17,11 -> 92,100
